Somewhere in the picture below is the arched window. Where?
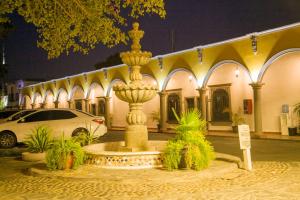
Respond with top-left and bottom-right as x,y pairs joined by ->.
167,93 -> 181,123
212,88 -> 231,122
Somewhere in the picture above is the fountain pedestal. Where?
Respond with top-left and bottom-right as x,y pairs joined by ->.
113,23 -> 157,152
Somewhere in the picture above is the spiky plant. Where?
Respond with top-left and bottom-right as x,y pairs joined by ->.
24,126 -> 52,153
163,109 -> 215,171
46,134 -> 84,170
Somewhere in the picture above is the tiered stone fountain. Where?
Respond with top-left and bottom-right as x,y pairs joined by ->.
84,23 -> 166,169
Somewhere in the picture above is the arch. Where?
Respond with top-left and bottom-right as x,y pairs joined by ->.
257,48 -> 300,83
56,88 -> 68,102
20,94 -> 31,109
106,79 -> 125,97
86,81 -> 104,99
43,89 -> 54,103
162,68 -> 197,91
202,60 -> 252,87
44,90 -> 55,108
69,84 -> 85,100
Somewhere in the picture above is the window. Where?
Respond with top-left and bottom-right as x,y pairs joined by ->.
167,93 -> 181,123
212,88 -> 230,122
22,111 -> 50,122
50,110 -> 77,120
0,110 -> 19,119
9,110 -> 36,121
90,104 -> 96,115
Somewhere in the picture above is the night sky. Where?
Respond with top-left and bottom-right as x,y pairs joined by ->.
3,0 -> 300,81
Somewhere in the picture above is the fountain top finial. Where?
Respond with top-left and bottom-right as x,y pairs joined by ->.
128,22 -> 144,52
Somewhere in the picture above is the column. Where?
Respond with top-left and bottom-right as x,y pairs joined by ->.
54,101 -> 59,108
250,83 -> 264,136
197,87 -> 207,120
31,103 -> 35,109
67,100 -> 72,109
40,103 -> 45,109
104,96 -> 111,129
84,99 -> 89,113
159,91 -> 167,132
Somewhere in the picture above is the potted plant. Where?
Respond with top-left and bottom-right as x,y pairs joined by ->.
150,110 -> 161,132
232,111 -> 246,133
72,123 -> 98,146
22,126 -> 52,162
163,108 -> 215,171
46,134 -> 84,170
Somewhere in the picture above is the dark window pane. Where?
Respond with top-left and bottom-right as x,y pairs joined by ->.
186,98 -> 195,111
9,110 -> 36,121
98,99 -> 105,116
75,100 -> 82,110
50,110 -> 77,120
23,111 -> 50,122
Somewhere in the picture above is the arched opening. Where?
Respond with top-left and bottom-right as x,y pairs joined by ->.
142,75 -> 159,129
164,69 -> 198,128
86,82 -> 105,115
33,93 -> 42,109
205,62 -> 253,132
44,90 -> 55,109
70,85 -> 85,111
109,79 -> 128,128
22,95 -> 31,109
261,51 -> 300,134
57,89 -> 68,108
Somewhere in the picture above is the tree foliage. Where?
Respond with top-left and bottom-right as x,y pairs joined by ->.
0,0 -> 166,59
94,52 -> 122,69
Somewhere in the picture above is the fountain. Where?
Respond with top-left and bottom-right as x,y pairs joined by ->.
84,23 -> 166,169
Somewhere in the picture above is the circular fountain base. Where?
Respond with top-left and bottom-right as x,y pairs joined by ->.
83,141 -> 167,169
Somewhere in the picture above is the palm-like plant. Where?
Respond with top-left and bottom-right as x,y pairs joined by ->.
24,126 -> 52,153
163,109 -> 215,171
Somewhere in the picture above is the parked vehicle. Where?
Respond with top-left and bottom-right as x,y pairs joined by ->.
0,110 -> 20,124
0,109 -> 107,148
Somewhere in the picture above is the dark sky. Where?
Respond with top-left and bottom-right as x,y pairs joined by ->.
3,0 -> 300,81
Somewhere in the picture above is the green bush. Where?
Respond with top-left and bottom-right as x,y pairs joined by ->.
46,135 -> 84,170
163,109 -> 215,171
24,126 -> 52,153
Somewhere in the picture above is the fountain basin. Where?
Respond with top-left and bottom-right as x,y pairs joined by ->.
84,141 -> 167,169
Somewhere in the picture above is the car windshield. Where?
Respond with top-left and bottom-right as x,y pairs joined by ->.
0,110 -> 19,119
8,110 -> 37,121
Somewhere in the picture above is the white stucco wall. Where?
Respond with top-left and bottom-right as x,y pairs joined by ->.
261,52 -> 300,133
45,91 -> 54,108
58,90 -> 68,108
206,63 -> 254,131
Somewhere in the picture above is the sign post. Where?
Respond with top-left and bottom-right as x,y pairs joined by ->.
238,125 -> 252,171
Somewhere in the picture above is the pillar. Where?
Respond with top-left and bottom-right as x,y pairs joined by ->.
84,99 -> 89,113
250,83 -> 264,136
197,87 -> 207,120
104,96 -> 111,129
40,103 -> 45,109
67,100 -> 72,109
54,101 -> 59,108
31,103 -> 35,109
159,91 -> 167,132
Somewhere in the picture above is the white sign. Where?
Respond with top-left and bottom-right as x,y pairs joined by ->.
238,125 -> 251,149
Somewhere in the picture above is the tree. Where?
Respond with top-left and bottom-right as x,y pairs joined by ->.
0,0 -> 166,59
94,52 -> 122,69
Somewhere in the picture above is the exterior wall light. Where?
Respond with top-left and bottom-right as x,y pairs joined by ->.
250,34 -> 257,54
83,73 -> 87,82
67,77 -> 71,86
196,47 -> 203,63
158,56 -> 163,71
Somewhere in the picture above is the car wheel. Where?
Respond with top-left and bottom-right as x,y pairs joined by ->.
72,128 -> 88,137
0,131 -> 17,148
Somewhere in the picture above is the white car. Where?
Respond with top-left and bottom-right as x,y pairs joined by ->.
0,109 -> 107,148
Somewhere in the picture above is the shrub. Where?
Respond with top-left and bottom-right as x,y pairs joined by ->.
24,126 -> 52,153
163,109 -> 215,171
72,123 -> 99,146
46,135 -> 84,170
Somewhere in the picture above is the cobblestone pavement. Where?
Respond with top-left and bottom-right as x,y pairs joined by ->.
0,158 -> 300,200
0,135 -> 300,200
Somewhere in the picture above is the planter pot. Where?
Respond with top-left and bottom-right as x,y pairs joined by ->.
22,152 -> 46,162
64,153 -> 74,170
232,126 -> 238,133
